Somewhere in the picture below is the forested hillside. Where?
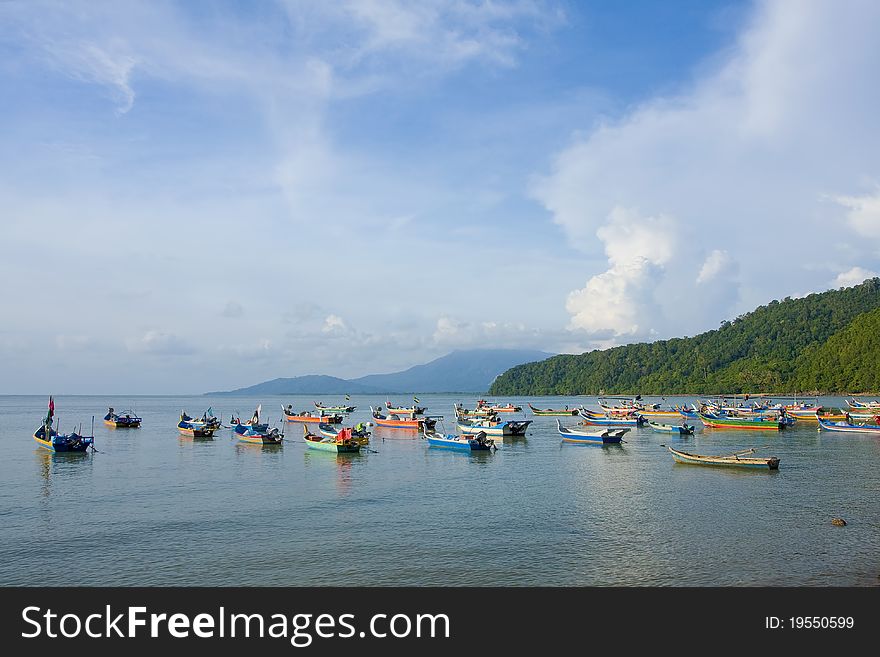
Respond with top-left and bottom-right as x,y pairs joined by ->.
489,279 -> 880,395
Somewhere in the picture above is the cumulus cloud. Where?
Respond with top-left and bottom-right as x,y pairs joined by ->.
534,0 -> 880,343
834,190 -> 880,239
322,314 -> 348,333
834,266 -> 879,288
565,207 -> 676,338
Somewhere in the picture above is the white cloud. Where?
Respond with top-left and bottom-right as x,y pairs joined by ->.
834,266 -> 879,288
565,207 -> 676,337
534,0 -> 880,343
322,314 -> 348,333
697,249 -> 735,285
834,190 -> 880,238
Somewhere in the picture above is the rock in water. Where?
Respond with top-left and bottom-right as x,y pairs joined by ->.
831,517 -> 847,527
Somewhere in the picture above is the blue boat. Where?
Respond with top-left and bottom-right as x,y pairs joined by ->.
229,404 -> 269,433
33,397 -> 94,453
425,429 -> 495,451
557,419 -> 628,444
235,423 -> 283,445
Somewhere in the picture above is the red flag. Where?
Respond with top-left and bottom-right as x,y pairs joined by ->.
48,396 -> 55,418
339,428 -> 352,441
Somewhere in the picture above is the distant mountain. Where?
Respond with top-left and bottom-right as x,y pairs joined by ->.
351,349 -> 553,393
207,376 -> 382,397
207,349 -> 553,395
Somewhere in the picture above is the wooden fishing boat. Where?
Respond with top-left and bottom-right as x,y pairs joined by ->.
236,424 -> 283,445
303,426 -> 358,452
676,405 -> 700,419
667,445 -> 779,470
230,405 -> 269,433
385,400 -> 427,416
817,416 -> 880,434
557,419 -> 628,444
527,403 -> 578,416
698,412 -> 784,431
635,409 -> 683,420
181,409 -> 221,431
33,397 -> 95,452
371,407 -> 437,430
648,421 -> 695,435
457,417 -> 531,437
579,409 -> 643,426
103,407 -> 142,428
283,405 -> 342,424
178,414 -> 215,438
314,401 -> 357,413
319,422 -> 371,445
454,403 -> 497,419
845,398 -> 880,410
424,428 -> 495,451
476,400 -> 522,413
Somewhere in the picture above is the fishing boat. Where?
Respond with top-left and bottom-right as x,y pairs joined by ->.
454,403 -> 497,419
635,409 -> 683,420
579,408 -> 643,426
33,397 -> 95,452
667,445 -> 780,470
457,416 -> 531,437
303,425 -> 361,453
319,422 -> 371,446
314,401 -> 357,414
816,416 -> 880,434
182,409 -> 221,431
371,406 -> 437,430
527,403 -> 578,416
648,420 -> 695,435
676,404 -> 700,419
103,407 -> 142,428
385,400 -> 427,416
557,419 -> 628,444
845,398 -> 880,410
282,405 -> 343,424
476,400 -> 522,413
230,405 -> 270,433
178,413 -> 215,438
424,427 -> 496,451
698,412 -> 784,431
236,423 -> 284,445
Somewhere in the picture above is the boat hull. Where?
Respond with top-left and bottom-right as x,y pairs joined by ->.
33,432 -> 93,452
817,418 -> 880,434
668,446 -> 779,469
458,420 -> 531,436
427,435 -> 493,451
528,404 -> 578,416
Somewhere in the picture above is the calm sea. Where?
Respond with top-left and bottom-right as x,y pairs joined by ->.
1,394 -> 878,586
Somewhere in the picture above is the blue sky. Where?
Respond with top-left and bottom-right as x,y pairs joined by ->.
2,0 -> 879,394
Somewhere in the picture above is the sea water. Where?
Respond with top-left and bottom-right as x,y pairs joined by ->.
1,394 -> 877,586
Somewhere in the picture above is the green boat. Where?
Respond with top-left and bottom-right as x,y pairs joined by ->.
303,426 -> 361,453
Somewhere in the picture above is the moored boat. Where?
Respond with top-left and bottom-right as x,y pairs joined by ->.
103,407 -> 142,428
476,399 -> 522,413
385,400 -> 427,416
457,416 -> 531,437
371,406 -> 437,430
33,397 -> 95,452
527,403 -> 578,416
319,422 -> 371,445
817,415 -> 880,434
648,421 -> 695,435
667,445 -> 780,470
178,413 -> 215,438
303,425 -> 359,452
283,405 -> 343,424
236,423 -> 283,445
579,408 -> 643,426
230,405 -> 269,433
557,418 -> 628,444
424,428 -> 495,451
314,401 -> 357,414
698,412 -> 784,431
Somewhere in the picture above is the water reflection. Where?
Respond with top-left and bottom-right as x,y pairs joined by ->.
35,448 -> 93,499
